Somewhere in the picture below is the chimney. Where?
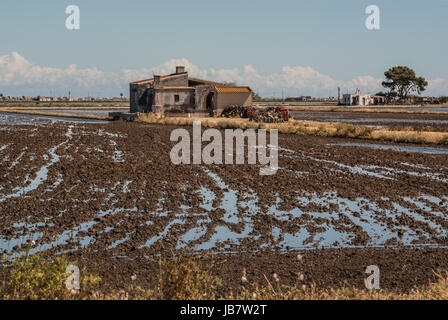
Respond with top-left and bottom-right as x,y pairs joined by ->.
176,66 -> 185,74
154,75 -> 161,87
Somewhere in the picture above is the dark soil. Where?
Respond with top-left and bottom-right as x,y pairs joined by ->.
1,117 -> 448,294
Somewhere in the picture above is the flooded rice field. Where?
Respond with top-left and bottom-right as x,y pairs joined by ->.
39,109 -> 128,116
1,113 -> 448,291
344,107 -> 448,113
0,112 -> 108,124
291,110 -> 448,130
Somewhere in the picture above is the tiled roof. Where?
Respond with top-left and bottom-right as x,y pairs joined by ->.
215,87 -> 252,94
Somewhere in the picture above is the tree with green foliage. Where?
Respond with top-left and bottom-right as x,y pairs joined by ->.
382,66 -> 428,101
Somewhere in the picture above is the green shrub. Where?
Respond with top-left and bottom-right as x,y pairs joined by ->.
1,253 -> 100,300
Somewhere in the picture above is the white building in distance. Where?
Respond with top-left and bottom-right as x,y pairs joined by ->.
342,89 -> 371,106
342,89 -> 386,106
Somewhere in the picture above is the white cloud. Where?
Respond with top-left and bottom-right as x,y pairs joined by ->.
428,78 -> 448,95
0,52 -> 447,97
121,58 -> 208,84
0,52 -> 117,89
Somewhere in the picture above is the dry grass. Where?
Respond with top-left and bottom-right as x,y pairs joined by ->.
137,113 -> 448,145
2,109 -> 447,145
284,104 -> 448,114
238,272 -> 448,300
3,254 -> 448,300
150,257 -> 223,300
371,130 -> 448,144
136,113 -> 263,130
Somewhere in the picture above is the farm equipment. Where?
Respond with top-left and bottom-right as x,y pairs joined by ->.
220,105 -> 290,123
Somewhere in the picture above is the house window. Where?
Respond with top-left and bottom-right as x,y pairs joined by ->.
174,94 -> 180,102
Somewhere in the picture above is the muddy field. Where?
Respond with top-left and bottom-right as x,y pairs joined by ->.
1,114 -> 448,294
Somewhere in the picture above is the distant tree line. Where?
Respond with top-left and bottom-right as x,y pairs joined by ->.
439,96 -> 448,104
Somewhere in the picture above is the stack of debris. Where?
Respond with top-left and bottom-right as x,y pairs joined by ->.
220,105 -> 255,119
255,106 -> 290,123
220,105 -> 289,123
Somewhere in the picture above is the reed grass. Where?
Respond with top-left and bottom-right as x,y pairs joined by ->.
285,105 -> 448,114
2,109 -> 447,145
137,113 -> 448,145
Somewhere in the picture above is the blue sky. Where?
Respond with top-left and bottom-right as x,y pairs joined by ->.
0,0 -> 447,97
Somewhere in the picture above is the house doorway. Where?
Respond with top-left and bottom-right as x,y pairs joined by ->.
146,91 -> 154,113
206,92 -> 215,116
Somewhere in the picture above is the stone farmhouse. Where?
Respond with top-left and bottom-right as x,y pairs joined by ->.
130,66 -> 253,115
